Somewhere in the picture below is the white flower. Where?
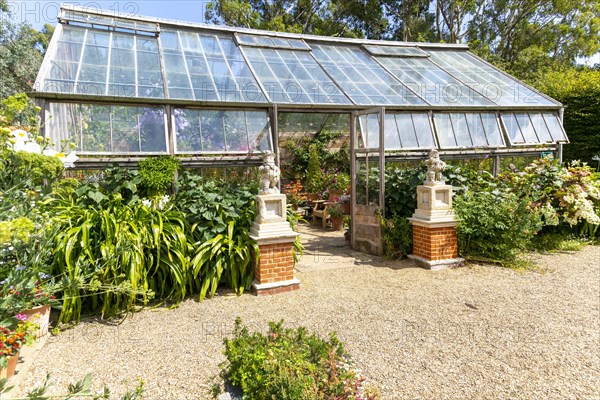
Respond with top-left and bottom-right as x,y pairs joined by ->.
13,141 -> 26,152
42,149 -> 57,157
24,141 -> 41,154
62,151 -> 79,168
10,129 -> 28,142
142,199 -> 152,208
157,195 -> 170,210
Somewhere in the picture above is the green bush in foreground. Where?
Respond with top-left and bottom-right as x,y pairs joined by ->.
454,190 -> 542,264
221,318 -> 380,400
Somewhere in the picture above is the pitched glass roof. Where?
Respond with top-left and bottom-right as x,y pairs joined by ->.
36,5 -> 562,110
376,56 -> 494,106
363,45 -> 428,57
428,51 -> 559,107
241,47 -> 351,104
311,44 -> 426,106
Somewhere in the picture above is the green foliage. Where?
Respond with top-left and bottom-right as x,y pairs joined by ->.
44,171 -> 261,323
205,0 -> 387,38
501,158 -> 600,228
532,68 -> 600,165
454,190 -> 542,264
138,156 -> 180,196
381,215 -> 412,259
0,93 -> 41,128
9,150 -> 64,187
0,216 -> 34,244
305,144 -> 322,193
221,318 -> 380,400
0,19 -> 46,98
0,373 -> 144,399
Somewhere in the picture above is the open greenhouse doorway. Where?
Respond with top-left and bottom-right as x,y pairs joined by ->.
277,111 -> 353,257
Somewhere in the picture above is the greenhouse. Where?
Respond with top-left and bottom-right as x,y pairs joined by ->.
31,5 -> 569,254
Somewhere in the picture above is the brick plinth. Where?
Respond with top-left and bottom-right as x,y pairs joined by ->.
412,224 -> 459,261
252,242 -> 300,295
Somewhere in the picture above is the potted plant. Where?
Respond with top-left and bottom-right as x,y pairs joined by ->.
1,272 -> 59,338
0,324 -> 27,380
327,202 -> 345,231
284,180 -> 304,210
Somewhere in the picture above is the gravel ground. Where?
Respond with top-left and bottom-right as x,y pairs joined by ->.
12,225 -> 600,399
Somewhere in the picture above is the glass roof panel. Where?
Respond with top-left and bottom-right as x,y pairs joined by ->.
311,44 -> 426,106
363,45 -> 428,57
377,56 -> 493,106
542,112 -> 568,142
237,33 -> 310,50
61,9 -> 158,32
41,25 -> 165,98
162,30 -> 267,102
428,50 -> 558,106
243,47 -> 351,104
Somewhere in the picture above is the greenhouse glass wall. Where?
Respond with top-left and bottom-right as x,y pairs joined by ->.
33,5 -> 568,169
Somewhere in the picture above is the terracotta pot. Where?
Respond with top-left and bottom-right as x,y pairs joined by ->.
330,216 -> 344,231
0,352 -> 19,380
20,304 -> 51,338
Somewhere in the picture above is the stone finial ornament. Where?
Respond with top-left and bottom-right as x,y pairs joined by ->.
259,152 -> 280,194
424,149 -> 446,185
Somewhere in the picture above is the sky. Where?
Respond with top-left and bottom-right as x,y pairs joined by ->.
3,0 -> 599,66
5,0 -> 210,30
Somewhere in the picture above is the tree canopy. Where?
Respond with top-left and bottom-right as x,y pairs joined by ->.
206,0 -> 600,75
0,4 -> 53,99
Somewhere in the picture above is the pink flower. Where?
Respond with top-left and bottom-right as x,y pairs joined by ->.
16,314 -> 27,321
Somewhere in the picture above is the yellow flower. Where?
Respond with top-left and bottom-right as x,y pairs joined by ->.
55,152 -> 65,158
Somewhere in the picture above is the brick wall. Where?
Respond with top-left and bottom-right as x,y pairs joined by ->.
254,242 -> 295,284
412,224 -> 458,261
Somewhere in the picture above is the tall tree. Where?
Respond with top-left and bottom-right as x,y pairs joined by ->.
0,2 -> 53,99
205,0 -> 387,38
467,0 -> 600,79
383,0 -> 436,42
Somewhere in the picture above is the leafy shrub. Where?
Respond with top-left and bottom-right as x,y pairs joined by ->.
48,171 -> 260,322
381,215 -> 412,259
454,190 -> 542,264
305,144 -> 322,193
501,158 -> 600,238
221,318 -> 380,400
9,150 -> 63,187
138,155 -> 180,196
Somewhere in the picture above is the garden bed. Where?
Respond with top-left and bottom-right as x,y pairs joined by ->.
10,245 -> 600,399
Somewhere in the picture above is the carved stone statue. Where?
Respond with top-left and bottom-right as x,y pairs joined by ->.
424,149 -> 446,185
259,152 -> 280,194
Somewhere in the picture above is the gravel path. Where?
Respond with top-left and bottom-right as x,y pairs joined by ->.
12,225 -> 600,399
